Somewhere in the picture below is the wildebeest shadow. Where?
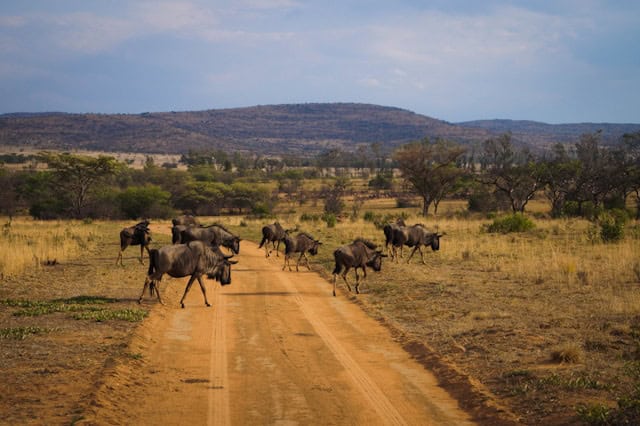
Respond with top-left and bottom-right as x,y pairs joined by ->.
222,291 -> 294,297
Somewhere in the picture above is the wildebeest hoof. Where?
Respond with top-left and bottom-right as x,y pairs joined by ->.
206,303 -> 211,307
181,303 -> 185,309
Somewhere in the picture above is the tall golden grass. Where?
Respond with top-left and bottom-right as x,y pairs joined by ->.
0,218 -> 104,278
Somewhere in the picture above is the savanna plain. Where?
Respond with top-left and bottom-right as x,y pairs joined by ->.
1,197 -> 640,425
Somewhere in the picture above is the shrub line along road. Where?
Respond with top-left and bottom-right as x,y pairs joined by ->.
81,240 -> 474,425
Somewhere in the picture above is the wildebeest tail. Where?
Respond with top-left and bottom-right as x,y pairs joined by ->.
147,249 -> 159,276
332,249 -> 343,275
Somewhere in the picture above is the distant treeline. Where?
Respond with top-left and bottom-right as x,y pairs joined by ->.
0,131 -> 638,223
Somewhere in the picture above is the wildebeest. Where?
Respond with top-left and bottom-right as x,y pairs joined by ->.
172,215 -> 199,227
391,224 -> 443,264
282,232 -> 322,272
139,241 -> 237,308
180,224 -> 241,254
258,222 -> 290,257
171,224 -> 190,244
383,218 -> 406,258
332,238 -> 387,297
116,220 -> 151,266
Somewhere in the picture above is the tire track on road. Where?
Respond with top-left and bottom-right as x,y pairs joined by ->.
279,273 -> 408,426
209,284 -> 230,426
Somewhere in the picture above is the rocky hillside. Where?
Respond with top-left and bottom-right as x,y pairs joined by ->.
1,103 -> 638,156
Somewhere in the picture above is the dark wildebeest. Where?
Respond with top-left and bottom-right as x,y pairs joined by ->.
180,224 -> 241,254
258,222 -> 291,257
282,232 -> 322,272
138,241 -> 237,308
382,218 -> 406,258
332,238 -> 387,297
116,220 -> 151,266
171,224 -> 190,244
391,224 -> 443,264
172,215 -> 199,227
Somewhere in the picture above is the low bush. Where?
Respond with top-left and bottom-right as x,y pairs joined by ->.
485,213 -> 535,234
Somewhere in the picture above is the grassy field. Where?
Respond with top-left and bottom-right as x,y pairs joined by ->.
1,202 -> 640,424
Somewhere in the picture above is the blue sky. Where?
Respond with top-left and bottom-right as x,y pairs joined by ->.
1,1 -> 638,123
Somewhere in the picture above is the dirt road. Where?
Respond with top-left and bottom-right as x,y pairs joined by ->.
82,241 -> 474,425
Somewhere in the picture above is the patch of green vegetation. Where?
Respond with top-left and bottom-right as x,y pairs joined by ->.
1,296 -> 145,322
0,326 -> 53,340
576,403 -> 611,425
504,371 -> 612,397
72,308 -> 148,322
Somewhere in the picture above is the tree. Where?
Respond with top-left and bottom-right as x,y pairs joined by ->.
393,138 -> 466,216
621,131 -> 640,218
539,144 -> 581,217
479,134 -> 543,213
322,177 -> 348,215
117,185 -> 173,219
41,153 -> 120,218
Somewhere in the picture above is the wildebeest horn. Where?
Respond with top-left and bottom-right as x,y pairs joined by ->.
224,254 -> 234,259
227,260 -> 239,264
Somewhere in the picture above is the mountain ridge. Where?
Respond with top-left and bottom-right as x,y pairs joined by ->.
1,103 -> 638,156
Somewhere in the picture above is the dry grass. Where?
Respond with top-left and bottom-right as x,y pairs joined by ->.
0,219 -> 104,278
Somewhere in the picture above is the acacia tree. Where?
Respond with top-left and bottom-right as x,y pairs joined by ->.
393,138 -> 466,216
621,131 -> 640,218
479,133 -> 544,213
41,153 -> 120,218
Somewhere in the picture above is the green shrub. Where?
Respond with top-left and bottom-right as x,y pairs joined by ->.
322,213 -> 337,228
597,210 -> 628,243
485,213 -> 535,234
300,213 -> 320,222
363,211 -> 378,223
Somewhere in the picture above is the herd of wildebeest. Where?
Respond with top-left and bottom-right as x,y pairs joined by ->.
117,215 -> 444,307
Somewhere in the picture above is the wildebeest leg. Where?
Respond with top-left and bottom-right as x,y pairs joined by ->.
179,275 -> 199,308
407,246 -> 419,264
138,277 -> 150,303
303,253 -> 311,270
153,280 -> 164,305
341,266 -> 353,293
295,252 -> 304,271
392,246 -> 400,263
419,246 -> 426,264
275,240 -> 280,257
196,275 -> 211,307
116,250 -> 124,266
356,267 -> 367,294
139,245 -> 145,264
283,254 -> 291,271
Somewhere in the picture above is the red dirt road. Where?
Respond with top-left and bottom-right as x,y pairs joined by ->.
81,242 -> 474,425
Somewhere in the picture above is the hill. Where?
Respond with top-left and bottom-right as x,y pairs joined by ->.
1,103 -> 638,156
456,119 -> 640,149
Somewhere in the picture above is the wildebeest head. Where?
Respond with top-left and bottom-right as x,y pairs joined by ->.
366,250 -> 387,271
207,254 -> 238,285
428,233 -> 443,251
309,240 -> 322,255
228,236 -> 241,255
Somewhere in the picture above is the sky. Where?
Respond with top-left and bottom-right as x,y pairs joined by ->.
1,1 -> 639,124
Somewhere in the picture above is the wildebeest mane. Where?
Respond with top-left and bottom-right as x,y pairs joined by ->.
353,238 -> 377,250
297,231 -> 316,240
